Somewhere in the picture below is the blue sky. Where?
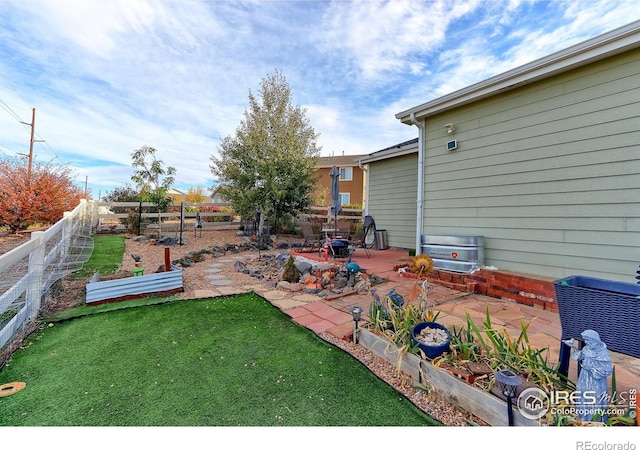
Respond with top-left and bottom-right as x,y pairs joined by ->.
1,0 -> 639,199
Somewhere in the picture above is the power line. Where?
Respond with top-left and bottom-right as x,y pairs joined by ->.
0,98 -> 60,163
0,143 -> 15,155
0,97 -> 27,124
0,79 -> 59,162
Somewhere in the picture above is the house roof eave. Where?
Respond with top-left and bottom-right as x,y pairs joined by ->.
317,154 -> 368,168
359,138 -> 419,164
396,20 -> 640,124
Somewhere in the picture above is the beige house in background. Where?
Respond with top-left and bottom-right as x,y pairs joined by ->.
315,154 -> 367,208
361,20 -> 640,282
167,188 -> 213,203
167,188 -> 187,202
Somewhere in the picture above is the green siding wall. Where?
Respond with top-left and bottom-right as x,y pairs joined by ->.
420,49 -> 640,281
367,153 -> 418,250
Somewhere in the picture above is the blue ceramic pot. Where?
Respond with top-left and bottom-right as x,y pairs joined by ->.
412,321 -> 451,359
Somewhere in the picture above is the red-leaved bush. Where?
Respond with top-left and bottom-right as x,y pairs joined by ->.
0,158 -> 85,233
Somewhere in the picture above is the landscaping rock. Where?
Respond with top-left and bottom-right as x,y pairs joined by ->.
157,236 -> 177,246
294,260 -> 312,274
304,288 -> 322,295
353,280 -> 370,292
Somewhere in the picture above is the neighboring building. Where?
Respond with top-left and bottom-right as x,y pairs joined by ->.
167,188 -> 187,203
209,186 -> 226,204
167,188 -> 213,203
361,20 -> 640,282
358,139 -> 418,249
316,154 -> 367,208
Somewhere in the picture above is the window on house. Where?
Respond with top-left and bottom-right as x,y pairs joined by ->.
339,193 -> 350,206
339,167 -> 352,181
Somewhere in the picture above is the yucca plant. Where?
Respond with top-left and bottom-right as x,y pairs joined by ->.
440,322 -> 482,364
466,305 -> 574,392
431,305 -> 574,394
369,288 -> 441,372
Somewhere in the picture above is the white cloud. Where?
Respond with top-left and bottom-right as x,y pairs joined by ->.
0,0 -> 638,197
315,0 -> 457,81
306,103 -> 344,135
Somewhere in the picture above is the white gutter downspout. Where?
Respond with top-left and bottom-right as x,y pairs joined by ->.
358,159 -> 369,216
409,112 -> 424,254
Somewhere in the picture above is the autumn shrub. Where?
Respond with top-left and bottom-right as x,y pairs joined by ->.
0,157 -> 85,233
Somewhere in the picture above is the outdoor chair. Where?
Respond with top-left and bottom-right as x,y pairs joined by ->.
351,215 -> 375,258
336,221 -> 352,239
300,221 -> 323,253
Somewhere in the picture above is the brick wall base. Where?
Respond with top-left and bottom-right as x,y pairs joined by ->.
424,268 -> 477,293
394,264 -> 558,312
422,268 -> 558,312
469,269 -> 558,312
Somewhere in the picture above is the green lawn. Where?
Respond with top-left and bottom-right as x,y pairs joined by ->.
73,235 -> 126,278
1,294 -> 439,426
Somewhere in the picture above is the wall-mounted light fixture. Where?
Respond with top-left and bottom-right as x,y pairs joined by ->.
444,123 -> 457,151
444,123 -> 455,135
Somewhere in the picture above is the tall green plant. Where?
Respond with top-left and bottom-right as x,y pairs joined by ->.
443,323 -> 482,364
369,289 -> 440,371
131,145 -> 176,238
209,69 -> 320,234
464,306 -> 574,392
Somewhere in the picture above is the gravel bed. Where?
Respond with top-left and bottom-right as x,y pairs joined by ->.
121,229 -> 260,292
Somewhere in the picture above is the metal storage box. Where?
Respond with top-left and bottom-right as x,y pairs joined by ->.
420,235 -> 484,273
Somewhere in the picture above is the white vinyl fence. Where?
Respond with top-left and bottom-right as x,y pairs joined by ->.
0,199 -> 94,351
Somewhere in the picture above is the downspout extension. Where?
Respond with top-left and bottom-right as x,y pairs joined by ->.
358,159 -> 369,216
409,112 -> 424,255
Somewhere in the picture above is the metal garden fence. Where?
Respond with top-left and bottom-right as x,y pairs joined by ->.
0,199 -> 94,354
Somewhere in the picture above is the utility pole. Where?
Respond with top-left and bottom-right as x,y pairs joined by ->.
26,107 -> 35,184
19,107 -> 42,185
